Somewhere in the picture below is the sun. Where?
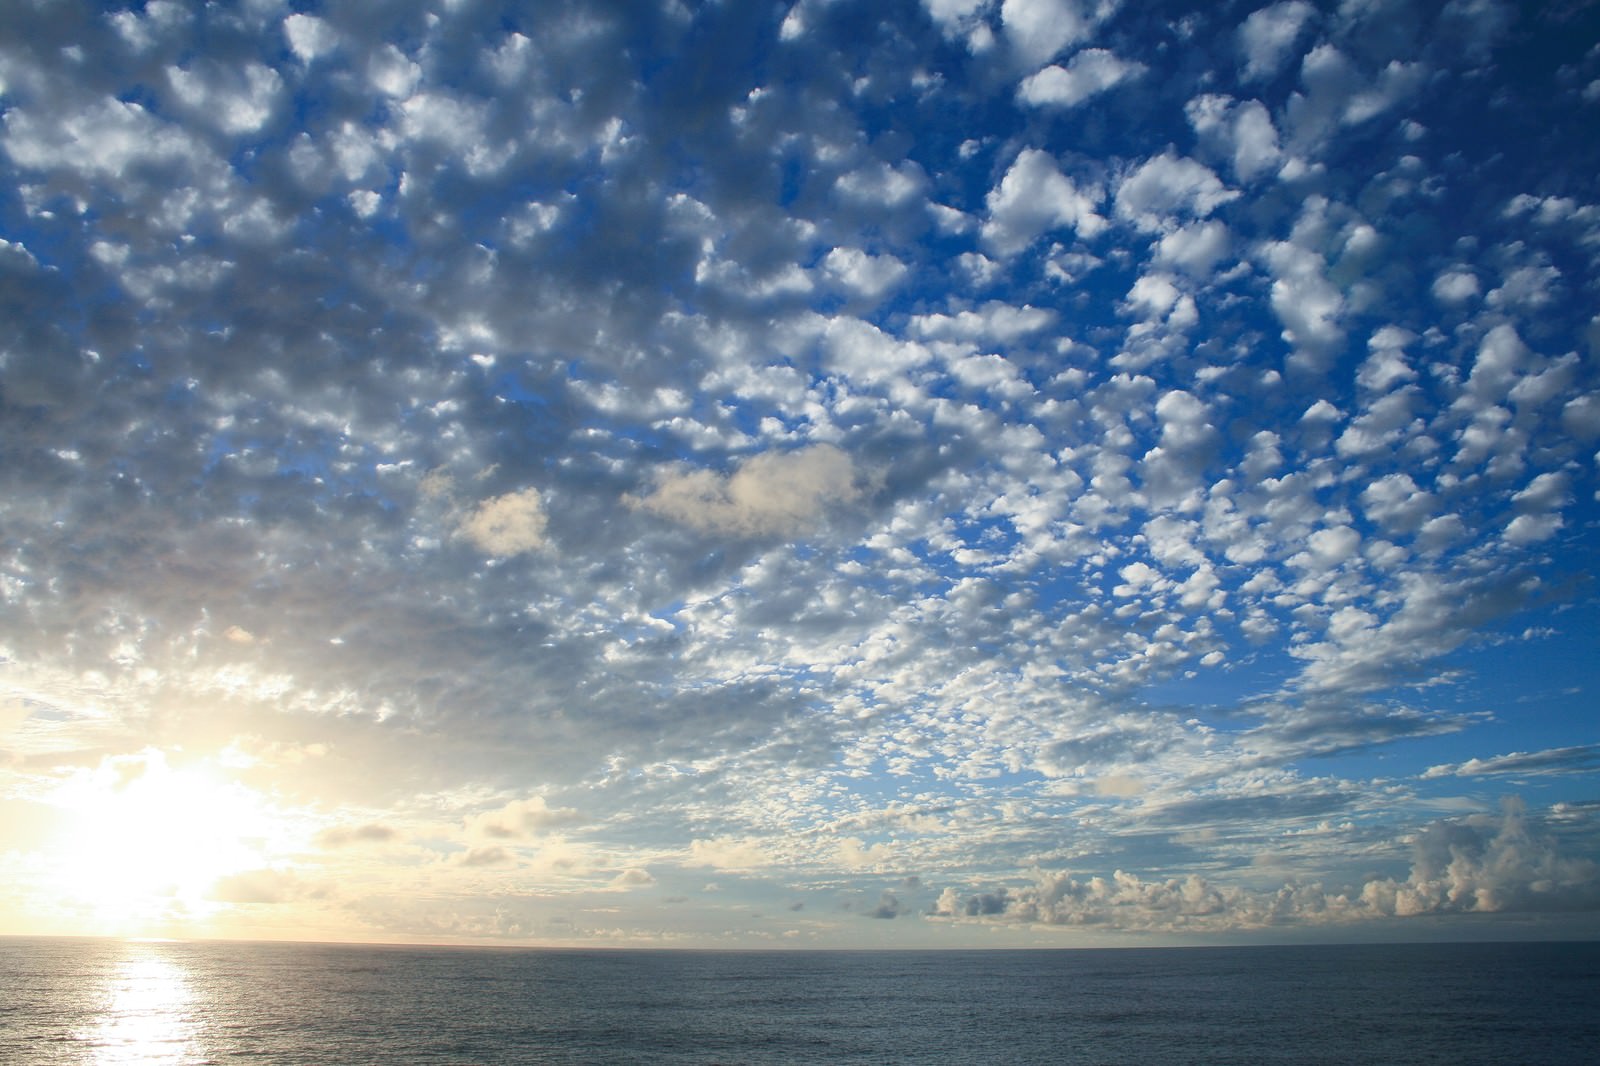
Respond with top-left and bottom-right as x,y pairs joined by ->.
45,748 -> 283,934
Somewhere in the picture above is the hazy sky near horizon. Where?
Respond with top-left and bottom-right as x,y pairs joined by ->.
2,0 -> 1598,947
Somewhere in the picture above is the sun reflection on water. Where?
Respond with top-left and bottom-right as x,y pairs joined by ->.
86,943 -> 206,1065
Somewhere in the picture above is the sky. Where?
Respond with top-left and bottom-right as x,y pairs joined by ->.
1,0 -> 1598,949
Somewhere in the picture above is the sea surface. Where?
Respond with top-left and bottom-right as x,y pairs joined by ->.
1,937 -> 1596,1064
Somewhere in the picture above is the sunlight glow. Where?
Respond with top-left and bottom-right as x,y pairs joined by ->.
45,749 -> 282,933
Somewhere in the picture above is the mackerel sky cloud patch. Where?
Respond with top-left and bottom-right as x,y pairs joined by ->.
1,0 -> 1597,947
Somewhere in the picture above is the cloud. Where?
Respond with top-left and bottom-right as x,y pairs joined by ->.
981,148 -> 1106,255
283,14 -> 338,63
1152,220 -> 1232,277
0,0 -> 1595,949
468,796 -> 583,840
821,247 -> 909,300
1359,800 -> 1600,917
868,890 -> 903,918
209,868 -> 308,905
459,846 -> 515,868
317,823 -> 399,848
1424,746 -> 1600,780
689,837 -> 772,870
628,444 -> 866,537
1001,0 -> 1114,68
1114,152 -> 1237,233
933,802 -> 1600,931
166,61 -> 283,136
1186,95 -> 1283,182
1238,1 -> 1316,82
1017,49 -> 1145,109
458,488 -> 550,556
611,867 -> 655,888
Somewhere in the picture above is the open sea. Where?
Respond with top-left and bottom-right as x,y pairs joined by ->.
1,937 -> 1596,1064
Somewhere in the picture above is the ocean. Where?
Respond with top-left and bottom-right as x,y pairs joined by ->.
1,937 -> 1596,1064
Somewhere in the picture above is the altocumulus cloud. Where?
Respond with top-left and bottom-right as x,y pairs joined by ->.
627,444 -> 868,537
0,0 -> 1596,947
459,488 -> 550,557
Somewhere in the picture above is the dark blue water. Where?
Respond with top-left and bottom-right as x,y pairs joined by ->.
2,937 -> 1596,1064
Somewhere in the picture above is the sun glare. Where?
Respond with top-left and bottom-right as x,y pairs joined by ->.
46,749 -> 282,934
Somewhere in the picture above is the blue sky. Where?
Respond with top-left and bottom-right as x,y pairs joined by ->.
1,0 -> 1597,946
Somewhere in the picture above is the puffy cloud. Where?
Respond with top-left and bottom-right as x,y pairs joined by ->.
1431,269 -> 1480,306
166,61 -> 283,136
1286,45 -> 1427,153
1017,49 -> 1145,109
1360,473 -> 1435,534
0,0 -> 1594,949
283,13 -> 338,63
628,444 -> 866,537
1502,513 -> 1561,545
1262,236 -> 1344,365
1359,801 -> 1600,917
1186,94 -> 1283,182
934,803 -> 1600,932
1238,1 -> 1316,82
982,148 -> 1107,255
1001,0 -> 1113,68
317,824 -> 400,848
868,890 -> 904,918
821,247 -> 909,300
1152,220 -> 1232,278
689,836 -> 773,870
467,796 -> 583,840
1114,152 -> 1238,233
610,867 -> 655,888
458,489 -> 550,557
834,161 -> 927,208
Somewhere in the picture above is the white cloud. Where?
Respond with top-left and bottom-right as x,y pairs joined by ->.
834,161 -> 927,207
1238,1 -> 1316,82
3,96 -> 205,180
1262,224 -> 1344,365
1307,525 -> 1360,566
1502,513 -> 1561,545
982,148 -> 1106,255
1018,49 -> 1145,109
167,62 -> 283,136
1286,46 -> 1427,153
821,247 -> 909,299
1001,0 -> 1114,68
1152,220 -> 1231,277
283,14 -> 338,63
1124,273 -> 1182,320
1114,152 -> 1238,233
467,796 -> 583,839
1186,94 -> 1283,182
909,302 -> 1056,343
368,44 -> 421,98
1359,801 -> 1600,917
1431,269 -> 1479,305
923,0 -> 988,27
1361,473 -> 1434,533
